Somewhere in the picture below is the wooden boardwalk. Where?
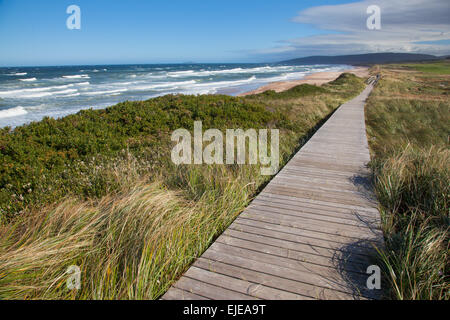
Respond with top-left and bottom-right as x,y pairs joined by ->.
162,84 -> 384,300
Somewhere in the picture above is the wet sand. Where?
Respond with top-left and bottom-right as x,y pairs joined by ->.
238,67 -> 369,96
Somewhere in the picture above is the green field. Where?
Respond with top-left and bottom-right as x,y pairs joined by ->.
402,60 -> 450,74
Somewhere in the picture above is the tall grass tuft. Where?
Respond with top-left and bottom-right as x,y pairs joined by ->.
373,146 -> 449,299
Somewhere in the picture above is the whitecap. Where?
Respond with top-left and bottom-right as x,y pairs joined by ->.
131,80 -> 197,91
62,74 -> 90,79
84,89 -> 128,96
74,81 -> 90,86
7,72 -> 28,76
61,93 -> 81,97
0,86 -> 79,99
0,106 -> 28,118
19,78 -> 37,82
53,89 -> 78,95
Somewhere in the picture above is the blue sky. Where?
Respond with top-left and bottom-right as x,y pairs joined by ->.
0,0 -> 449,66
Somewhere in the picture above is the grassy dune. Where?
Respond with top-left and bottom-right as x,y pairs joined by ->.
0,74 -> 365,299
366,61 -> 449,300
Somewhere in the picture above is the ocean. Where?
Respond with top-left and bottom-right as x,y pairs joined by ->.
0,63 -> 350,128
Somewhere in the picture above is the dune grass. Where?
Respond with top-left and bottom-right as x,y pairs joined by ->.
0,160 -> 260,299
0,73 -> 366,299
365,61 -> 449,300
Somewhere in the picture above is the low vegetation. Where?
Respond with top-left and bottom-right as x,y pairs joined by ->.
365,61 -> 449,299
0,73 -> 366,299
404,61 -> 450,75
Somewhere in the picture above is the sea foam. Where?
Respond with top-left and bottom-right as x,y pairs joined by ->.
7,72 -> 28,76
62,74 -> 90,79
0,106 -> 28,119
19,78 -> 37,82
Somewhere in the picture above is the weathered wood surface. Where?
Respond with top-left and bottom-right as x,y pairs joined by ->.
162,85 -> 383,300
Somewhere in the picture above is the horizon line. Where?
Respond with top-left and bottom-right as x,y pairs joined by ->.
1,52 -> 447,69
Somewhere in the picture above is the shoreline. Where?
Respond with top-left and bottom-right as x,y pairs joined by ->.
238,67 -> 369,96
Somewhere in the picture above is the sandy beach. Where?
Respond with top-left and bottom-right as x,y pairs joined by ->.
238,67 -> 369,96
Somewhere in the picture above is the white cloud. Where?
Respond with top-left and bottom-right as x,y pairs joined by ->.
251,0 -> 450,60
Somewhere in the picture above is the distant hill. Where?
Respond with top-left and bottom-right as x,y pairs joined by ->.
280,53 -> 439,65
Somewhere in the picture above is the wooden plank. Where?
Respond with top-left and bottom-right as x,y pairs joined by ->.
256,192 -> 380,215
255,193 -> 379,217
267,180 -> 372,199
270,175 -> 371,193
241,209 -> 383,241
173,276 -> 258,300
160,287 -> 209,300
264,185 -> 376,208
223,228 -> 372,266
275,169 -> 373,191
251,197 -> 379,223
247,202 -> 379,229
234,217 -> 380,250
242,208 -> 383,241
186,266 -> 310,300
